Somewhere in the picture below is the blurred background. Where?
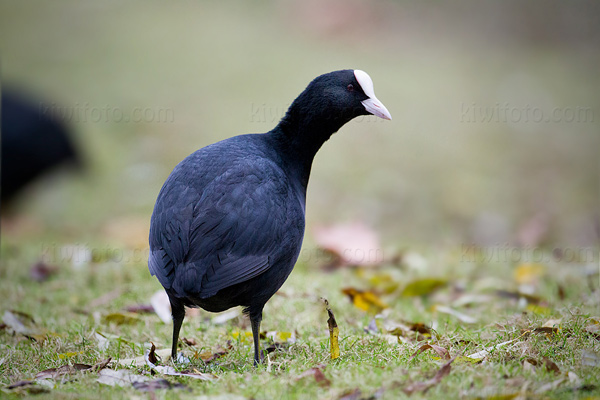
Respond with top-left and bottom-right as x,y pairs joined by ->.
1,0 -> 598,260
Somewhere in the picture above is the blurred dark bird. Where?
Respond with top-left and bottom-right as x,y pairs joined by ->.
1,91 -> 81,206
149,69 -> 391,365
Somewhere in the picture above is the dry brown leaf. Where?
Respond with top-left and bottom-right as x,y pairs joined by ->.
387,321 -> 432,342
543,357 -> 560,375
410,344 -> 450,360
403,356 -> 455,395
182,337 -> 197,346
314,222 -> 382,267
132,378 -> 189,392
342,288 -> 388,314
35,363 -> 93,380
297,366 -> 331,387
495,290 -> 545,306
29,261 -> 58,282
7,380 -> 34,389
147,343 -> 158,365
196,344 -> 231,363
338,388 -> 363,400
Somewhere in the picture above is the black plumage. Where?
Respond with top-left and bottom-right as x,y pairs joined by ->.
149,69 -> 391,365
1,91 -> 81,205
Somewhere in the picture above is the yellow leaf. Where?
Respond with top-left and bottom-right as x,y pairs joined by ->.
526,304 -> 551,315
341,288 -> 388,314
367,273 -> 400,294
323,299 -> 340,360
230,331 -> 254,343
58,351 -> 84,359
102,312 -> 141,325
453,355 -> 483,365
514,263 -> 545,285
401,278 -> 447,297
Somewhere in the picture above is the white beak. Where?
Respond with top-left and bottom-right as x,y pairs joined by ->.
354,69 -> 392,120
361,97 -> 392,120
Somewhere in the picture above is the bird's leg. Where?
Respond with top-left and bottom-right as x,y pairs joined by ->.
249,309 -> 263,366
169,297 -> 186,361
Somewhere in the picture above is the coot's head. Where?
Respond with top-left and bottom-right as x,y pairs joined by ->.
276,69 -> 391,154
286,69 -> 391,128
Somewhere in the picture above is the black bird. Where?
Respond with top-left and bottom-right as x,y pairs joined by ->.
1,91 -> 81,205
149,69 -> 391,365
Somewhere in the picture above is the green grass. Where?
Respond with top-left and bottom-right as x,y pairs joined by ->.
1,238 -> 599,399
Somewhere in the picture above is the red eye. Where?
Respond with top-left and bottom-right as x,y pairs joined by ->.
347,84 -> 354,92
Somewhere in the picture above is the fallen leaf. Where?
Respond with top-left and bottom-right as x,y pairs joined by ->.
263,331 -> 296,343
182,337 -> 197,346
410,344 -> 450,360
557,284 -> 566,300
526,304 -> 551,315
342,288 -> 388,314
536,377 -> 566,394
196,344 -> 231,363
102,312 -> 141,325
364,318 -> 380,335
514,263 -> 545,285
132,378 -> 189,392
323,298 -> 340,360
338,388 -> 363,400
7,380 -> 34,389
97,368 -> 151,386
495,290 -> 543,305
467,338 -> 518,360
94,331 -> 110,351
367,272 -> 400,294
123,304 -> 155,314
402,356 -> 455,394
88,288 -> 123,308
118,348 -> 171,368
91,358 -> 112,372
2,310 -> 49,341
297,366 -> 331,387
151,290 -> 172,324
29,261 -> 58,282
523,358 -> 537,372
314,222 -> 383,267
387,322 -> 432,342
434,305 -> 478,324
452,294 -> 493,308
543,357 -> 560,375
401,278 -> 447,297
452,356 -> 483,365
58,351 -> 84,359
147,343 -> 159,365
230,330 -> 254,343
144,346 -> 216,381
35,363 -> 93,380
2,310 -> 37,335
